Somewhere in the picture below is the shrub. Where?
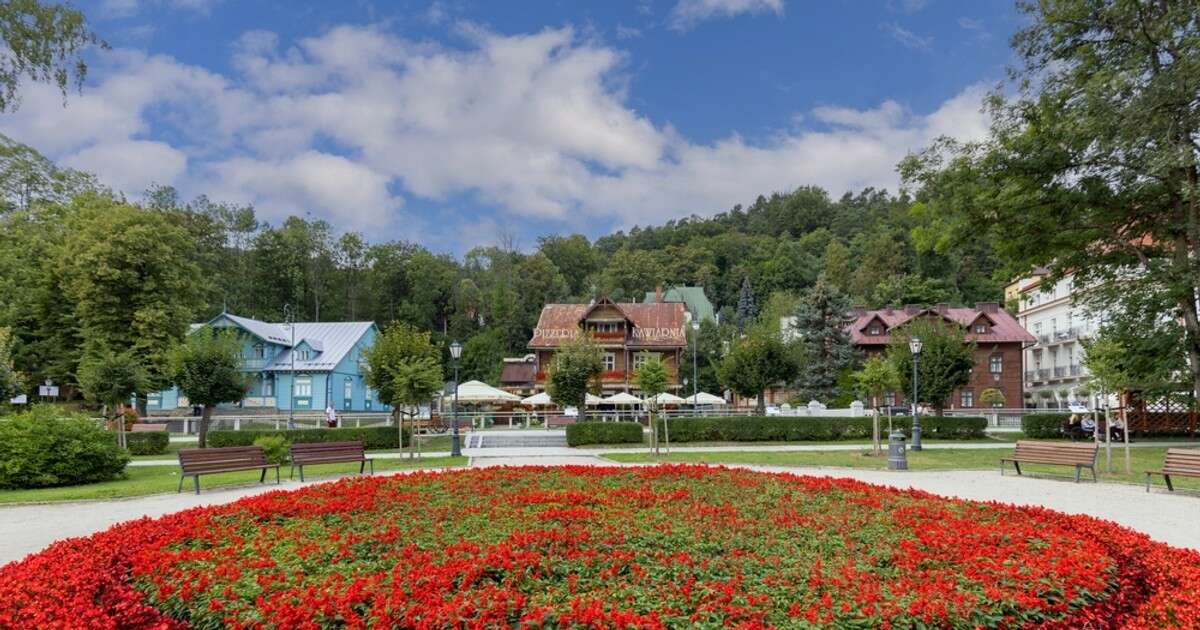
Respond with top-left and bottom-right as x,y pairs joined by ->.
124,431 -> 169,456
657,415 -> 987,443
0,407 -> 130,489
1022,413 -> 1070,439
253,435 -> 290,465
566,422 -> 644,446
207,426 -> 408,450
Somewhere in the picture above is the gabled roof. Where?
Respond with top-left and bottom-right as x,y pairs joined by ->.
846,303 -> 1034,346
217,313 -> 292,345
202,313 -> 374,372
642,286 -> 716,323
530,300 -> 687,348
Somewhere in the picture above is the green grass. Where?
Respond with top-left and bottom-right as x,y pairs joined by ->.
129,434 -> 456,460
0,456 -> 467,504
601,446 -> 1200,491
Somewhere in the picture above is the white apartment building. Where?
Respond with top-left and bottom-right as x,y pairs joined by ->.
1011,271 -> 1102,409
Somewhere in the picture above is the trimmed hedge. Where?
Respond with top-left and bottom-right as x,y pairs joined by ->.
207,426 -> 409,450
655,415 -> 988,443
0,408 -> 130,489
1022,413 -> 1070,439
124,431 -> 169,456
566,422 -> 644,446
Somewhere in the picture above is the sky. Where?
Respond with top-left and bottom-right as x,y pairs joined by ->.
2,0 -> 1021,253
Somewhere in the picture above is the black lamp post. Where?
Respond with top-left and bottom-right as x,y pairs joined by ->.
909,336 -> 923,451
283,303 -> 295,430
449,340 -> 462,457
691,320 -> 700,416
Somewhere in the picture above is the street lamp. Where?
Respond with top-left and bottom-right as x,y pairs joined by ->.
691,320 -> 700,416
449,340 -> 462,457
909,336 -> 923,451
283,304 -> 295,430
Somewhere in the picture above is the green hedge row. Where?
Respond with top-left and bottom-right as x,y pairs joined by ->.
207,426 -> 409,450
566,422 -> 644,446
654,415 -> 988,443
125,431 -> 169,455
0,409 -> 129,489
1021,413 -> 1070,439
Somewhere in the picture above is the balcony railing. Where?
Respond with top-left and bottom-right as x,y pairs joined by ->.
241,358 -> 268,369
1025,370 -> 1040,382
601,370 -> 627,381
1037,368 -> 1051,380
1053,328 -> 1078,342
1069,364 -> 1082,376
590,330 -> 626,340
1053,366 -> 1067,378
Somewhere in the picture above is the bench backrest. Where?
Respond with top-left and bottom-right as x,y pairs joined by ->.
1012,440 -> 1098,466
178,446 -> 268,473
1163,448 -> 1200,475
131,423 -> 168,432
290,441 -> 365,463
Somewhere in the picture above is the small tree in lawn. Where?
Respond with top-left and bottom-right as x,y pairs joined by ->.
980,387 -> 1006,427
77,344 -> 147,449
390,357 -> 443,455
547,331 -> 602,423
363,322 -> 441,427
886,318 -> 974,415
718,331 -> 797,415
852,355 -> 901,454
633,353 -> 669,450
168,330 -> 250,448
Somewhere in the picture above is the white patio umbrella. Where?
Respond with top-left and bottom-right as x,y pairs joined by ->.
648,392 -> 686,406
446,380 -> 521,403
686,392 -> 727,406
521,391 -> 553,406
584,393 -> 605,406
602,392 -> 644,406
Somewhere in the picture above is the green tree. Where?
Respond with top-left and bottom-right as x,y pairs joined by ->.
168,329 -> 249,448
0,134 -> 96,212
461,329 -> 505,385
899,0 -> 1200,406
390,355 -> 443,437
363,322 -> 441,425
821,240 -> 852,295
546,332 -> 602,422
980,387 -> 1005,408
886,319 -> 975,415
633,353 -> 668,403
853,355 -> 901,411
718,331 -> 797,415
77,344 -> 147,448
537,234 -> 597,297
735,276 -> 757,332
791,278 -> 859,402
0,0 -> 103,112
0,327 -> 23,405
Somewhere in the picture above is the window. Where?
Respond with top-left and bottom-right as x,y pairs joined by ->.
868,324 -> 882,336
252,343 -> 265,359
974,323 -> 988,334
989,355 -> 1003,373
295,375 -> 312,397
884,392 -> 896,406
593,322 -> 620,333
603,352 -> 616,372
263,376 -> 274,397
343,377 -> 353,401
1033,322 -> 1042,335
633,352 -> 654,371
960,390 -> 974,408
296,349 -> 310,361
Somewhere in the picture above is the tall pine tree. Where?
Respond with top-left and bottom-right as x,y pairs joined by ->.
791,277 -> 858,403
735,276 -> 757,332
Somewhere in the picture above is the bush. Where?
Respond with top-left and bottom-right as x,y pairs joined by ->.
1022,413 -> 1070,439
656,415 -> 988,443
207,426 -> 409,450
566,422 -> 644,446
253,435 -> 290,465
124,430 -> 169,456
0,407 -> 130,489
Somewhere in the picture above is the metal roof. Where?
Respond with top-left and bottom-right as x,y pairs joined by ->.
643,286 -> 716,322
203,313 -> 374,373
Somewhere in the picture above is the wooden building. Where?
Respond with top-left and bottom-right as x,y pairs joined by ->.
847,303 -> 1034,410
528,297 -> 688,395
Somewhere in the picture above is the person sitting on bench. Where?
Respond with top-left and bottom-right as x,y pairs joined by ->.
1065,415 -> 1085,440
1109,416 -> 1127,442
1080,415 -> 1096,440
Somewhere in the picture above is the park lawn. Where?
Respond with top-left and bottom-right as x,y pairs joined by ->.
0,456 -> 467,504
600,446 -> 1200,491
129,434 -> 456,461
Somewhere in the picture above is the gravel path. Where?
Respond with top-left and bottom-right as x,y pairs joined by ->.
3,453 -> 1198,568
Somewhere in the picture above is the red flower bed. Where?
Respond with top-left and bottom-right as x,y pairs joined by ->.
1,465 -> 1198,628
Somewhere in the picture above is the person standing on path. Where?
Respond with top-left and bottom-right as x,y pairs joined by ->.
325,404 -> 338,428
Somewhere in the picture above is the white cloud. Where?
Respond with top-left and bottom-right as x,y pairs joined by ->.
668,0 -> 784,31
0,24 -> 990,238
881,22 -> 933,51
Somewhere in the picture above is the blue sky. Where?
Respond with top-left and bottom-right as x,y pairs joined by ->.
2,0 -> 1020,252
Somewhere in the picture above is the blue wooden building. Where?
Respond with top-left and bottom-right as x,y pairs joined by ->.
149,313 -> 386,413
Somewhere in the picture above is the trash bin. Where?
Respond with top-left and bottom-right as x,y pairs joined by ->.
887,430 -> 908,471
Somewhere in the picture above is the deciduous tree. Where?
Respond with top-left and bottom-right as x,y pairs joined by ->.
168,329 -> 249,448
886,318 -> 974,415
718,331 -> 796,415
546,332 -> 602,422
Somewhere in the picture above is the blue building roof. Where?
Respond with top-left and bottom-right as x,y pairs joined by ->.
203,314 -> 374,373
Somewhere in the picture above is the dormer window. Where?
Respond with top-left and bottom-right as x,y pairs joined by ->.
296,349 -> 310,361
252,343 -> 265,359
868,325 -> 883,336
974,323 -> 989,334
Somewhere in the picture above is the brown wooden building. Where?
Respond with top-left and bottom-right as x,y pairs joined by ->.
528,297 -> 688,395
848,303 -> 1034,410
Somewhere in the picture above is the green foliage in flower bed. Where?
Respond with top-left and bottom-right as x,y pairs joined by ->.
565,422 -> 643,446
252,435 -> 290,465
656,415 -> 987,442
1022,413 -> 1070,439
207,426 -> 409,450
0,408 -> 129,489
124,431 -> 169,456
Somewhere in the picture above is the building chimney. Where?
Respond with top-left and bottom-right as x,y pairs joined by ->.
934,302 -> 949,314
903,304 -> 922,315
851,304 -> 867,317
655,285 -> 663,303
976,301 -> 1000,313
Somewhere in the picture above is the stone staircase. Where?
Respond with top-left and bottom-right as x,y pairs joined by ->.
469,432 -> 568,448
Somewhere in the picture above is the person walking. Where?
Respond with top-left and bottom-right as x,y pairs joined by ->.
325,404 -> 338,428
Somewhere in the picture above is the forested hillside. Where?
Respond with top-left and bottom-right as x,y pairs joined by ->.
0,135 -> 1003,391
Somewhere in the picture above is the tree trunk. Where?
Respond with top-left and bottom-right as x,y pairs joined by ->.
198,404 -> 212,448
755,392 -> 765,415
135,392 -> 148,418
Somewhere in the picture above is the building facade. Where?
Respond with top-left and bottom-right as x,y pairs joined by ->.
1009,272 -> 1101,409
847,303 -> 1034,410
149,313 -> 385,413
642,286 -> 717,324
528,298 -> 687,396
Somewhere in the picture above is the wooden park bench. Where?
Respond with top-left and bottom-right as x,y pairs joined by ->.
131,423 -> 168,432
177,446 -> 280,494
1000,440 -> 1098,483
1145,448 -> 1200,492
546,415 -> 576,428
289,441 -> 373,482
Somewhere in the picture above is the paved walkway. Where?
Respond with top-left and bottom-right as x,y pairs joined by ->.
5,450 -> 1200,567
